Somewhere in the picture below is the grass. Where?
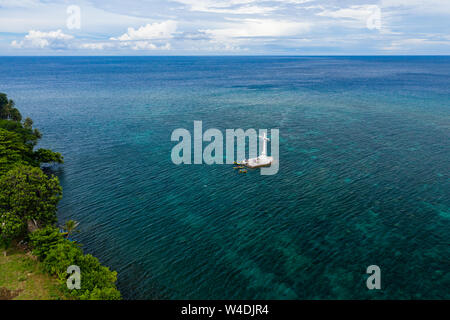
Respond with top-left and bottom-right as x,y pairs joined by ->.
0,246 -> 67,300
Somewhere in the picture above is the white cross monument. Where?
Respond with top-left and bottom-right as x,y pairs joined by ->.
242,132 -> 273,168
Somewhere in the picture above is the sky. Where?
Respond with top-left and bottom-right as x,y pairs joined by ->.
0,0 -> 449,55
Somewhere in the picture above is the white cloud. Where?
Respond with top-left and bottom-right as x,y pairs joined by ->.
382,38 -> 450,51
174,0 -> 253,12
110,21 -> 177,41
11,29 -> 73,49
173,0 -> 313,14
202,18 -> 311,39
79,42 -> 115,50
381,0 -> 450,14
1,0 -> 449,54
0,0 -> 41,8
207,5 -> 275,14
74,40 -> 172,51
199,18 -> 311,53
105,21 -> 177,51
80,40 -> 172,51
0,1 -> 151,34
9,24 -> 175,52
318,5 -> 380,25
128,41 -> 171,50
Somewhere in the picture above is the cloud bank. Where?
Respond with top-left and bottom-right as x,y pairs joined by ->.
1,0 -> 449,54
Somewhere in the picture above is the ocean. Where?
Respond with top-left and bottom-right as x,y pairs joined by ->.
0,56 -> 448,299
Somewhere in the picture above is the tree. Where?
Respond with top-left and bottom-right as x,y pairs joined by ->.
86,287 -> 122,300
0,165 -> 62,228
0,93 -> 9,119
74,253 -> 121,300
0,128 -> 31,175
0,94 -> 63,170
30,227 -> 122,300
23,117 -> 33,130
61,219 -> 80,238
9,106 -> 22,122
34,148 -> 64,165
0,211 -> 26,256
41,238 -> 122,300
28,226 -> 65,260
0,93 -> 22,122
43,240 -> 84,280
0,119 -> 40,148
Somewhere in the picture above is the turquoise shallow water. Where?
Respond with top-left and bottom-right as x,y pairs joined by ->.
0,56 -> 449,299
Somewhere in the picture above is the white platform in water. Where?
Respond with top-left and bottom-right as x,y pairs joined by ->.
242,155 -> 273,168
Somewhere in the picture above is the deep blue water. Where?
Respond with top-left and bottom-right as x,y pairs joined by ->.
0,56 -> 449,299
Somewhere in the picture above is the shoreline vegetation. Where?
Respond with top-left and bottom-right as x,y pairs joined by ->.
0,93 -> 121,300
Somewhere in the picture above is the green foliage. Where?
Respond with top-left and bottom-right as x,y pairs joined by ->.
0,119 -> 40,147
85,287 -> 122,300
0,211 -> 26,250
0,128 -> 32,175
42,240 -> 84,279
0,165 -> 62,226
43,239 -> 122,300
0,99 -> 63,175
0,93 -> 7,116
23,117 -> 33,130
34,148 -> 64,165
61,219 -> 80,238
74,254 -> 121,300
0,92 -> 121,300
29,226 -> 121,300
28,226 -> 65,260
0,93 -> 22,121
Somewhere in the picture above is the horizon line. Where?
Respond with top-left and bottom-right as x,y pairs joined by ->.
1,54 -> 450,57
